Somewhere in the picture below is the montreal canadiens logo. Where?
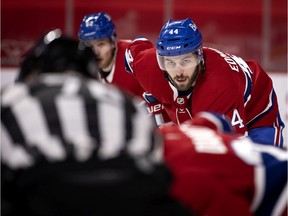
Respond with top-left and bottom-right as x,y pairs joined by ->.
177,97 -> 185,105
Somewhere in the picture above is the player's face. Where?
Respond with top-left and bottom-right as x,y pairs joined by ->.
89,39 -> 115,69
164,53 -> 200,91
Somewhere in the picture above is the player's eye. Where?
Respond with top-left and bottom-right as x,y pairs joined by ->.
165,60 -> 175,66
183,58 -> 191,64
97,42 -> 105,48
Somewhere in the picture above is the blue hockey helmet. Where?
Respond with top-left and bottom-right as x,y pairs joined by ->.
156,18 -> 204,70
156,18 -> 202,56
78,12 -> 116,42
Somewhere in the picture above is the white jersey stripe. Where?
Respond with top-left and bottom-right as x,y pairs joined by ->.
1,123 -> 34,169
12,95 -> 66,161
128,104 -> 154,156
1,84 -> 29,106
56,95 -> 95,161
273,118 -> 280,146
250,166 -> 265,211
97,99 -> 125,159
271,182 -> 288,216
87,81 -> 127,159
247,89 -> 274,125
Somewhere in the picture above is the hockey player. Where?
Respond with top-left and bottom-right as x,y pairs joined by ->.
161,112 -> 287,216
78,12 -> 145,99
124,18 -> 285,147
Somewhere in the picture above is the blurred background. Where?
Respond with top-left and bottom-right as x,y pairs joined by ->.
1,0 -> 287,145
1,0 -> 287,71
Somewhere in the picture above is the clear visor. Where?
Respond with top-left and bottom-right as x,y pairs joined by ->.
78,40 -> 92,49
80,38 -> 115,48
82,41 -> 94,48
156,49 -> 202,71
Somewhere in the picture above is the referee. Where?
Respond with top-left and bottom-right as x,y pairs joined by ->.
1,30 -> 192,216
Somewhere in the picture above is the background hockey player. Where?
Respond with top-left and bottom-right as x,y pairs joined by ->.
78,12 -> 145,99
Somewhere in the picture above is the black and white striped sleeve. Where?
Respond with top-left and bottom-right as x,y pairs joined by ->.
1,76 -> 163,172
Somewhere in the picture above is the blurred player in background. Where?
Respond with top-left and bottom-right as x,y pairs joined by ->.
1,31 -> 191,216
161,112 -> 287,216
78,11 -> 145,99
2,30 -> 287,216
125,18 -> 285,147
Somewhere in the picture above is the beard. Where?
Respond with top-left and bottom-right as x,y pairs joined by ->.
172,75 -> 194,91
171,65 -> 201,91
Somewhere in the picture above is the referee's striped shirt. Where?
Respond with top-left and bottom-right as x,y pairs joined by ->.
1,73 -> 163,172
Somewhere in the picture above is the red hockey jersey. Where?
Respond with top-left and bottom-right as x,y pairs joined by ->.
160,118 -> 287,216
125,38 -> 284,146
102,39 -> 145,99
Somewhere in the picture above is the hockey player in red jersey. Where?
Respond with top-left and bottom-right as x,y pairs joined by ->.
124,18 -> 285,147
78,12 -> 145,99
160,112 -> 287,216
